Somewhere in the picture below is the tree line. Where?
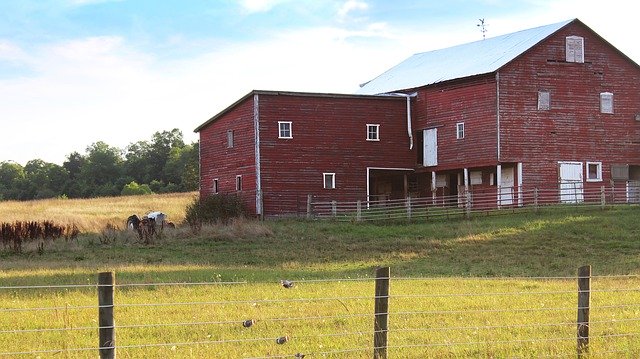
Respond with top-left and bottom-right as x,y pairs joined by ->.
0,129 -> 198,201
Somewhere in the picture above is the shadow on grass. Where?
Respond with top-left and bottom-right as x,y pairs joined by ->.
1,206 -> 639,285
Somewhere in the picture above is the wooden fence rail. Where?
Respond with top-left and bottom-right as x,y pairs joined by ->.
308,184 -> 640,221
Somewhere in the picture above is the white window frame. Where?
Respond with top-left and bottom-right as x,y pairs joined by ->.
538,90 -> 550,110
366,124 -> 380,141
213,178 -> 219,194
470,171 -> 482,185
323,172 -> 336,189
278,121 -> 293,139
227,130 -> 234,148
600,92 -> 613,114
586,161 -> 603,182
456,122 -> 464,140
235,175 -> 242,191
566,35 -> 584,63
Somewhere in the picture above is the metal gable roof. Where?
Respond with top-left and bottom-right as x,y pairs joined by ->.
356,19 -> 574,95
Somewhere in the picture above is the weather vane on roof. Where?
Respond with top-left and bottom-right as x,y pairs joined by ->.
477,18 -> 488,40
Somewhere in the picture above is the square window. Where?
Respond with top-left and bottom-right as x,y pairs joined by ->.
213,178 -> 219,194
367,124 -> 380,141
323,173 -> 335,189
538,91 -> 550,110
456,122 -> 464,140
470,171 -> 482,185
236,175 -> 242,191
586,162 -> 602,182
227,130 -> 234,148
278,121 -> 292,139
600,92 -> 613,114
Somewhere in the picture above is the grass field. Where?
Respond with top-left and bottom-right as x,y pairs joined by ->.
1,194 -> 640,357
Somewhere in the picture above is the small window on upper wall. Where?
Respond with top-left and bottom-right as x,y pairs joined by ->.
278,121 -> 292,139
367,124 -> 380,141
323,173 -> 335,189
566,36 -> 584,63
227,130 -> 234,148
600,92 -> 614,114
235,175 -> 242,191
213,178 -> 219,194
456,122 -> 464,140
538,91 -> 550,110
586,162 -> 602,182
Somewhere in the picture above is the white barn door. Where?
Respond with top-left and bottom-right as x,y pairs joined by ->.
499,166 -> 514,206
559,162 -> 583,203
423,128 -> 438,167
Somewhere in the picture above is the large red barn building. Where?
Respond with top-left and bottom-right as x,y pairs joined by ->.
195,19 -> 640,217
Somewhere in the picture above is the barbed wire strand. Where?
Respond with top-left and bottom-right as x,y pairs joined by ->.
392,303 -> 640,316
3,331 -> 637,356
2,274 -> 638,291
390,287 -> 640,299
389,317 -> 640,335
115,295 -> 374,308
0,312 -> 375,334
0,278 -> 379,291
244,346 -> 373,359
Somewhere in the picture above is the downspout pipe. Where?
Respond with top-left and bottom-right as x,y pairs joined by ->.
388,92 -> 417,149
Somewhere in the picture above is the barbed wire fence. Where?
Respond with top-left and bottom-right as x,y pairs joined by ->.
1,266 -> 639,358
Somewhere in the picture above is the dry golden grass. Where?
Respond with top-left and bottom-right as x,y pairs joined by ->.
0,192 -> 197,233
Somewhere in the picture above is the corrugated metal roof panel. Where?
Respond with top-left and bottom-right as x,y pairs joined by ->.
356,19 -> 574,95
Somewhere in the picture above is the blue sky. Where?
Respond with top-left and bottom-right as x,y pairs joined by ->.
1,0 -> 637,165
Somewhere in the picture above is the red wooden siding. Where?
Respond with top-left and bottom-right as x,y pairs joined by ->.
413,75 -> 499,172
199,96 -> 257,214
499,21 -> 640,190
257,93 -> 414,215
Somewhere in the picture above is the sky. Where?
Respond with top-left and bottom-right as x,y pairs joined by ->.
1,0 -> 638,166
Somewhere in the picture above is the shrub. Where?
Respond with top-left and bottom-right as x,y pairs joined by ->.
121,181 -> 153,196
185,194 -> 246,228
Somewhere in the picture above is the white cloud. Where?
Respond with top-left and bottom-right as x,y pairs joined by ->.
337,0 -> 369,21
0,40 -> 28,63
66,0 -> 123,6
239,0 -> 288,13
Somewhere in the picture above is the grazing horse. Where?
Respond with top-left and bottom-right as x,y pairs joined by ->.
126,215 -> 141,231
138,216 -> 156,244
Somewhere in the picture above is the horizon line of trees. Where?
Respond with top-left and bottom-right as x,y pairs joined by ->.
0,128 -> 199,201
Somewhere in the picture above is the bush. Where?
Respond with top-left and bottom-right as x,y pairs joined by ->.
121,181 -> 153,196
185,194 -> 246,228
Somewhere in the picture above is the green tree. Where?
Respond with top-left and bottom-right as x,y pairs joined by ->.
121,181 -> 153,196
79,141 -> 123,197
149,129 -> 184,183
0,161 -> 25,200
22,160 -> 69,199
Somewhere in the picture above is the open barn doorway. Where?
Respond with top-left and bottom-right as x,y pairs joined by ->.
367,168 -> 417,202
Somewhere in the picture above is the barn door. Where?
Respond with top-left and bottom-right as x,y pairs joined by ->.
559,162 -> 583,203
499,166 -> 514,206
423,128 -> 438,167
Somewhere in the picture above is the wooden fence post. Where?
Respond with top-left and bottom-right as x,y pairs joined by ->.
98,271 -> 116,359
306,194 -> 312,219
331,200 -> 337,217
600,186 -> 605,209
356,200 -> 362,222
406,196 -> 412,220
577,265 -> 591,357
373,266 -> 390,359
465,191 -> 471,219
534,187 -> 539,212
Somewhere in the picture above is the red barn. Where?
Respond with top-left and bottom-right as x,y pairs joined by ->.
196,18 -> 640,217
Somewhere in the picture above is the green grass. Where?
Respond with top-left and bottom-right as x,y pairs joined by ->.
1,204 -> 640,357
